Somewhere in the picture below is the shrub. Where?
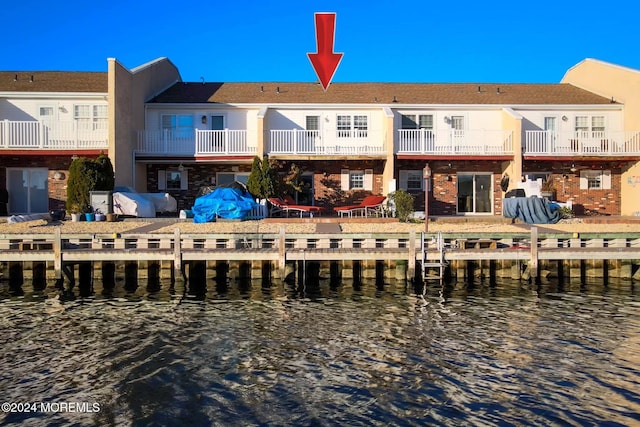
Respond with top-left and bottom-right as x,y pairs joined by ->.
247,156 -> 278,199
388,190 -> 415,222
66,153 -> 115,213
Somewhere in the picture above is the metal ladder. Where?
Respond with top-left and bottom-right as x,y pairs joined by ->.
422,231 -> 447,281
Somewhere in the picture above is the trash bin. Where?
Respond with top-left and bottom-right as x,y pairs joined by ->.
90,191 -> 113,214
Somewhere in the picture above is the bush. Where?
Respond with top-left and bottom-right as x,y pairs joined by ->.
388,190 -> 415,222
66,153 -> 115,213
247,156 -> 278,199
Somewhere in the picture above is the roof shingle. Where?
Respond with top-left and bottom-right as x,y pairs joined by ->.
0,72 -> 107,93
149,82 -> 614,105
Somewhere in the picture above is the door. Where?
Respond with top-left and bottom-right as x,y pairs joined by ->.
543,116 -> 557,153
457,173 -> 492,214
304,115 -> 320,153
451,116 -> 465,152
7,168 -> 49,214
210,115 -> 225,151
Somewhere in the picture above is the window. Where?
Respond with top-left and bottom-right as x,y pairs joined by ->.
575,115 -> 605,136
451,116 -> 464,130
399,170 -> 423,191
350,171 -> 365,189
354,115 -> 368,137
306,116 -> 319,131
575,116 -> 589,134
341,169 -> 373,191
158,169 -> 188,191
592,116 -> 605,135
74,105 -> 91,130
166,171 -> 182,190
337,115 -> 351,137
580,170 -> 611,190
74,104 -> 107,130
161,114 -> 194,138
336,114 -> 368,138
401,114 -> 433,130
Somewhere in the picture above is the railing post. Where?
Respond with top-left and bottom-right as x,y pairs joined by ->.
163,129 -> 168,154
225,129 -> 230,154
293,129 -> 298,154
38,121 -> 45,148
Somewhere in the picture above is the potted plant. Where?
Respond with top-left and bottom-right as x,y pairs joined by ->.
541,178 -> 556,201
83,205 -> 95,222
69,203 -> 83,222
95,209 -> 106,222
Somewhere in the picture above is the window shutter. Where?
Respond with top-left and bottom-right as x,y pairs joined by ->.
602,170 -> 611,189
399,170 -> 408,190
341,169 -> 350,191
579,170 -> 588,190
364,169 -> 373,191
181,170 -> 189,190
158,170 -> 166,190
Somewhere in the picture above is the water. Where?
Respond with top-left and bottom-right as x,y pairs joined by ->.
1,276 -> 639,426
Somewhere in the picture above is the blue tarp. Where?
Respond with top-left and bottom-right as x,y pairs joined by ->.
503,197 -> 561,224
192,186 -> 258,223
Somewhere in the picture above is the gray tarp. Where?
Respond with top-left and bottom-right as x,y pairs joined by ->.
503,197 -> 561,224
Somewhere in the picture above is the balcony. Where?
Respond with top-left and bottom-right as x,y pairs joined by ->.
269,129 -> 386,156
397,129 -> 514,156
0,120 -> 108,150
525,131 -> 640,156
136,129 -> 257,156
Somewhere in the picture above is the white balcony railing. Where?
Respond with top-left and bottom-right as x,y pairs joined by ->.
398,129 -> 514,155
0,120 -> 108,150
269,129 -> 386,155
136,129 -> 257,156
525,131 -> 640,156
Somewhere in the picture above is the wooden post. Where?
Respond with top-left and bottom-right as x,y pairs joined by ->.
54,227 -> 62,279
279,226 -> 286,279
408,230 -> 416,280
173,228 -> 183,280
530,226 -> 538,278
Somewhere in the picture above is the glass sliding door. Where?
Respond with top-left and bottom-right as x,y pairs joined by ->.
7,168 -> 49,214
457,173 -> 492,214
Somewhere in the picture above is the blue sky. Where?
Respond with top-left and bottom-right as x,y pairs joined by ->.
2,0 -> 639,84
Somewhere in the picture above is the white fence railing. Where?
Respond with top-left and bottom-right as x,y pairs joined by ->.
525,130 -> 640,155
397,129 -> 513,155
136,129 -> 257,156
269,129 -> 386,155
0,120 -> 108,150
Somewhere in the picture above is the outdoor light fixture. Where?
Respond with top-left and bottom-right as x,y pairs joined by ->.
201,115 -> 207,124
178,163 -> 185,172
570,163 -> 577,173
562,115 -> 568,122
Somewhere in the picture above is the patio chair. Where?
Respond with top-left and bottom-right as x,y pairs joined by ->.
334,195 -> 387,218
267,197 -> 325,218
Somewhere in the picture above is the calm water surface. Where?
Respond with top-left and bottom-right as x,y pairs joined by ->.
0,276 -> 639,426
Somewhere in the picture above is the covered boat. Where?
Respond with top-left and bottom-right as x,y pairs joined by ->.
191,182 -> 258,223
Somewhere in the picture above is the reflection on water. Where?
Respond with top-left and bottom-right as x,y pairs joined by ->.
1,275 -> 639,426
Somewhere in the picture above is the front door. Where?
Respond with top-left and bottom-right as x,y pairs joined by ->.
457,173 -> 492,214
7,168 -> 49,214
210,115 -> 224,131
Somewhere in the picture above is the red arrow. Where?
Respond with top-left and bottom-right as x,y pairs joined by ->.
307,12 -> 343,91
